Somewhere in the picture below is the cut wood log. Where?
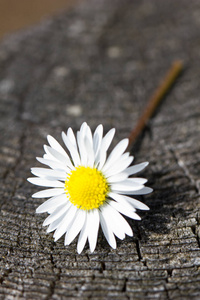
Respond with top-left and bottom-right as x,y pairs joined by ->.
0,0 -> 200,299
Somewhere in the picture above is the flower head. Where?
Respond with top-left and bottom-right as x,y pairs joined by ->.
28,122 -> 152,253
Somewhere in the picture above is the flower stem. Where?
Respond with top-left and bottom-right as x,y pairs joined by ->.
128,60 -> 183,148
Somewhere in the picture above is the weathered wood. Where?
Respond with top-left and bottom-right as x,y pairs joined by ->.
0,0 -> 200,299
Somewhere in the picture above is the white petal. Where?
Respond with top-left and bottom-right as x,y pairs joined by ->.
112,178 -> 145,187
120,195 -> 149,210
102,139 -> 129,173
64,209 -> 86,245
93,124 -> 103,158
108,192 -> 136,212
96,128 -> 115,168
107,172 -> 128,183
67,127 -> 78,148
44,145 -> 74,170
97,150 -> 107,170
43,198 -> 68,214
103,156 -> 133,177
101,205 -> 125,240
32,188 -> 64,198
47,135 -> 68,157
100,208 -> 116,249
110,177 -> 147,189
28,177 -> 64,188
126,162 -> 149,175
111,181 -> 144,192
43,147 -> 57,161
62,131 -> 81,166
80,122 -> 88,135
130,178 -> 148,184
36,157 -> 68,171
43,203 -> 69,226
36,194 -> 68,213
101,128 -> 115,152
31,168 -> 67,180
85,124 -> 93,147
107,203 -> 133,237
110,201 -> 141,220
121,187 -> 153,195
54,205 -> 78,242
87,209 -> 100,253
84,134 -> 95,167
77,213 -> 89,254
77,131 -> 88,166
47,209 -> 70,233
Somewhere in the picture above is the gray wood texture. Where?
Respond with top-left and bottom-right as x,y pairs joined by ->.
0,0 -> 200,299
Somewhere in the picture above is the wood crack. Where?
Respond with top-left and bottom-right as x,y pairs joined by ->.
0,268 -> 12,285
169,147 -> 200,194
135,239 -> 142,261
45,253 -> 61,300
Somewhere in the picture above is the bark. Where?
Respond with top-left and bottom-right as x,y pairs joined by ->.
0,0 -> 200,299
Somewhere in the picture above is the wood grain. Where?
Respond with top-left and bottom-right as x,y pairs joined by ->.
0,0 -> 200,299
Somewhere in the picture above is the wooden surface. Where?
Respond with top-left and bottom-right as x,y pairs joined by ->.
0,0 -> 79,40
0,0 -> 200,299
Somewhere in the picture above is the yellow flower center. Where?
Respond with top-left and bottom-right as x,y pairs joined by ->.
65,166 -> 109,210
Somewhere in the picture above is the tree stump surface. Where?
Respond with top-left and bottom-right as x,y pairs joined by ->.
0,0 -> 200,299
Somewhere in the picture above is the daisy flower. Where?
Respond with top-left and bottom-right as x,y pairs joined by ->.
28,122 -> 152,253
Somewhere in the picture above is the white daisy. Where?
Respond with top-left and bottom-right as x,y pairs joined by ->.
28,122 -> 152,253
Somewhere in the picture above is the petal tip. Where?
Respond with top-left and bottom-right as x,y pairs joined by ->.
77,249 -> 82,254
36,207 -> 42,214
